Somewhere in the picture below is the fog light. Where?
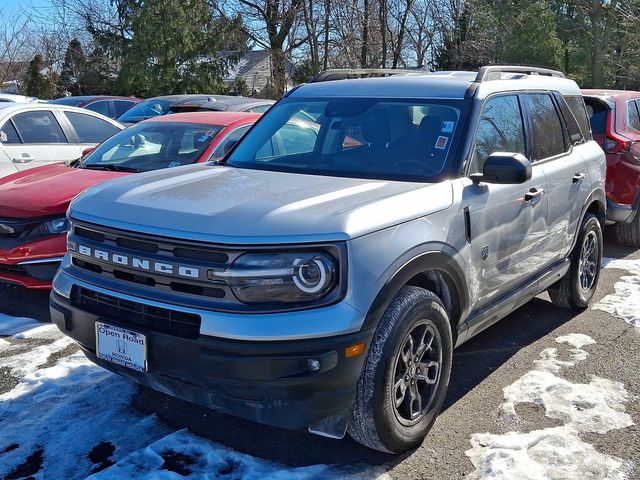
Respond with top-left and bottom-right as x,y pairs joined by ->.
307,359 -> 321,372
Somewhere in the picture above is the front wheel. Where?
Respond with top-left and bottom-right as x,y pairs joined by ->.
348,286 -> 453,453
548,213 -> 602,309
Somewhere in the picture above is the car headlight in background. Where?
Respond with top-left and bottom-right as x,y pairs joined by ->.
218,251 -> 337,304
38,218 -> 69,236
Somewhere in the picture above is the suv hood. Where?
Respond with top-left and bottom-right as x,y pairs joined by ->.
69,164 -> 453,244
0,164 -> 129,218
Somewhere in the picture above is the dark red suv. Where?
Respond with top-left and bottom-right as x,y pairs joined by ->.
582,90 -> 640,246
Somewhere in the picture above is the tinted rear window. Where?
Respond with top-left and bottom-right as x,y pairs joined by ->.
583,97 -> 609,138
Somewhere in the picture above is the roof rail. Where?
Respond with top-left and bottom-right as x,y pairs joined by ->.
475,65 -> 566,82
309,68 -> 428,83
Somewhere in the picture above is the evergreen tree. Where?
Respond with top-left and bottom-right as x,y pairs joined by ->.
117,0 -> 229,96
60,39 -> 86,95
22,55 -> 57,99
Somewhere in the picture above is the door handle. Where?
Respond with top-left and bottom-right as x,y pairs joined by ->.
525,187 -> 544,202
12,154 -> 34,163
572,172 -> 586,183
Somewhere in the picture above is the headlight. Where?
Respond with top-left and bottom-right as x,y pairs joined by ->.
220,251 -> 337,304
38,218 -> 69,236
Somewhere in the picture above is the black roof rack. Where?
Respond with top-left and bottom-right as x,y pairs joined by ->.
309,68 -> 428,83
475,65 -> 566,82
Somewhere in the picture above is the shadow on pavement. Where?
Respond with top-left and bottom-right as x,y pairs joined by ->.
0,283 -> 50,322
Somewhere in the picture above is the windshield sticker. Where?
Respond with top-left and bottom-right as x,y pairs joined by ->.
168,161 -> 181,168
435,136 -> 449,150
204,130 -> 217,137
0,131 -> 6,142
441,121 -> 454,133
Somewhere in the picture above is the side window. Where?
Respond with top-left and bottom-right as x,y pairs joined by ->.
0,121 -> 21,144
473,95 -> 526,172
556,95 -> 584,145
563,95 -> 592,141
12,111 -> 67,144
628,101 -> 640,132
211,125 -> 251,159
85,100 -> 111,117
113,100 -> 135,118
523,94 -> 566,160
64,111 -> 120,144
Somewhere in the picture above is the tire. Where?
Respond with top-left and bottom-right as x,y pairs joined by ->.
348,286 -> 453,453
613,209 -> 640,248
548,213 -> 602,309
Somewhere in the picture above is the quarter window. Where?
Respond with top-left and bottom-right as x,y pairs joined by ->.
64,112 -> 120,144
523,94 -> 566,160
564,95 -> 592,141
12,111 -> 67,144
557,96 -> 584,145
211,125 -> 251,159
0,121 -> 21,144
473,95 -> 526,172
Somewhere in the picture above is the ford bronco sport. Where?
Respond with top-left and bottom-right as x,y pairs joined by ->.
50,66 -> 606,453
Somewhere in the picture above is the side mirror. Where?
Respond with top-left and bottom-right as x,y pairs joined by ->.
470,152 -> 532,184
82,146 -> 95,157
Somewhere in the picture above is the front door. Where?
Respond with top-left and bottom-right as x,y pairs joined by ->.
1,110 -> 79,171
464,94 -> 549,308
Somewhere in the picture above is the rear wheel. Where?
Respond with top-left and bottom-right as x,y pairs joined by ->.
348,286 -> 452,453
613,209 -> 640,248
548,213 -> 602,309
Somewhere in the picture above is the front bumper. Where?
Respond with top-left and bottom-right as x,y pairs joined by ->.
50,279 -> 374,430
0,234 -> 66,288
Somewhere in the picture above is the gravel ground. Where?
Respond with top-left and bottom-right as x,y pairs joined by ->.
1,239 -> 639,479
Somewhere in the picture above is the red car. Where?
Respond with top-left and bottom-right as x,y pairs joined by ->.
0,111 -> 260,289
582,90 -> 640,246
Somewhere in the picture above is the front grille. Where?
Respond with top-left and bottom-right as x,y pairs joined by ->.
72,286 -> 202,339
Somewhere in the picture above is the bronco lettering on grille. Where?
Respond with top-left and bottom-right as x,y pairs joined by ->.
76,244 -> 201,279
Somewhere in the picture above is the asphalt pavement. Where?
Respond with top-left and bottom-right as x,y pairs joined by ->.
1,238 -> 639,479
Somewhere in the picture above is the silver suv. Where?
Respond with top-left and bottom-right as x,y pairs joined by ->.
50,66 -> 606,453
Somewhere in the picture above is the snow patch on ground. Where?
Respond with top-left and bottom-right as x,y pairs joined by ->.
91,429 -> 333,480
0,332 -> 74,378
467,334 -> 633,479
466,426 -> 626,480
0,353 -> 172,480
595,258 -> 640,328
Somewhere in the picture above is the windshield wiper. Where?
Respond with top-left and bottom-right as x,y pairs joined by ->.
66,157 -> 82,168
83,164 -> 141,173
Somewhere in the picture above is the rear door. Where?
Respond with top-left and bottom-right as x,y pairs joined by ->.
61,111 -> 121,150
465,94 -> 549,307
0,109 -> 79,170
523,93 -> 592,261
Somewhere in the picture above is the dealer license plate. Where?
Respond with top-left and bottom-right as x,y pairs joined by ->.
95,322 -> 147,372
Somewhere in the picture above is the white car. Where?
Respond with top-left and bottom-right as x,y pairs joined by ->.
0,94 -> 39,103
0,104 -> 123,179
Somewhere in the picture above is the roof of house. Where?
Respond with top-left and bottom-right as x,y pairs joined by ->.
223,50 -> 296,80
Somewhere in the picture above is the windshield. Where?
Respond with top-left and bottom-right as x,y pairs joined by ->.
225,98 -> 465,181
82,122 -> 222,172
117,99 -> 173,123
